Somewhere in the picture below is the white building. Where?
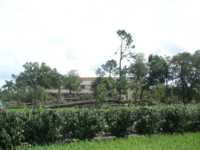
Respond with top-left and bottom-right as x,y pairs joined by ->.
79,77 -> 96,94
47,77 -> 96,94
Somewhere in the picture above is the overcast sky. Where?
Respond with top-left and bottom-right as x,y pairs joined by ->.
0,0 -> 200,86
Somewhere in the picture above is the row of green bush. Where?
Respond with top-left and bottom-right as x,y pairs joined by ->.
0,105 -> 200,150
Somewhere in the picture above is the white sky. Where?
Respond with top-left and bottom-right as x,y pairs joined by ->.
1,0 -> 200,86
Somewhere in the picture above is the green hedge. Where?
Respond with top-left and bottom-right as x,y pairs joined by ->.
134,107 -> 160,134
1,105 -> 200,150
60,109 -> 103,139
105,108 -> 133,137
0,112 -> 24,150
23,110 -> 63,144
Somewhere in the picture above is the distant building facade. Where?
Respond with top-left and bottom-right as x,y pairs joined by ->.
79,77 -> 96,94
46,77 -> 133,100
47,77 -> 96,94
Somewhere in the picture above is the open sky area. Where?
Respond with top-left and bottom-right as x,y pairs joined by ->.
0,0 -> 200,86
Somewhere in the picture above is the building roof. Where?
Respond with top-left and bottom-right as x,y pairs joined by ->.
80,77 -> 96,81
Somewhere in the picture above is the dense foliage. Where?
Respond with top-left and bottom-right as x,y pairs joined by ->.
94,50 -> 200,104
1,105 -> 200,150
0,63 -> 81,106
1,30 -> 200,106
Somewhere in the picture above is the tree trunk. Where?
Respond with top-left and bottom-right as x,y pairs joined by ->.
182,84 -> 186,103
164,79 -> 169,100
32,87 -> 38,109
69,89 -> 72,95
32,99 -> 37,109
109,71 -> 111,78
57,87 -> 62,102
134,87 -> 138,102
119,39 -> 123,101
139,86 -> 144,101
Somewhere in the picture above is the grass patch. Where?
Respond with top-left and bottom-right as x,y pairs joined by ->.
18,133 -> 200,150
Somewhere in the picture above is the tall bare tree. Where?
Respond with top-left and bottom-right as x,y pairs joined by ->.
116,30 -> 135,100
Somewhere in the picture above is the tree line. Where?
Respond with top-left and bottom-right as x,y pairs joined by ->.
0,63 -> 81,106
93,30 -> 200,105
1,29 -> 200,106
94,50 -> 200,104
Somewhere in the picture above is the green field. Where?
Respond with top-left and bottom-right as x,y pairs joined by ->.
18,133 -> 200,150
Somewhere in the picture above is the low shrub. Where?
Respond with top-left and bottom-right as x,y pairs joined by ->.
185,106 -> 200,132
159,105 -> 187,133
0,128 -> 12,150
105,108 -> 132,137
61,109 -> 103,139
134,107 -> 160,134
23,110 -> 62,144
0,104 -> 200,150
0,112 -> 24,150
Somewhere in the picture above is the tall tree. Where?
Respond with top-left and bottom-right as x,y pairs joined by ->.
96,68 -> 105,77
116,30 -> 135,100
95,59 -> 118,101
101,59 -> 117,77
171,52 -> 193,102
189,50 -> 200,102
129,53 -> 148,101
147,55 -> 169,86
146,55 -> 171,102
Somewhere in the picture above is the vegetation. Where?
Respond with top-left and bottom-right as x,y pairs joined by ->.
96,59 -> 117,77
63,70 -> 81,95
93,30 -> 200,105
0,104 -> 200,149
0,30 -> 200,107
116,30 -> 135,100
0,29 -> 200,149
17,133 -> 200,150
0,64 -> 81,107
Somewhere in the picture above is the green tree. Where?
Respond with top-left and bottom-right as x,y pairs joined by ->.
15,62 -> 56,107
150,83 -> 166,103
64,70 -> 81,95
48,69 -> 64,102
96,68 -> 105,77
116,30 -> 135,100
191,50 -> 200,101
92,77 -> 117,101
147,55 -> 170,102
116,75 -> 128,100
171,52 -> 193,103
147,55 -> 169,86
129,53 -> 148,101
95,83 -> 108,107
0,80 -> 16,101
101,59 -> 117,77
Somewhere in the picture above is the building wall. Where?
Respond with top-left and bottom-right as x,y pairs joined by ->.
47,77 -> 96,94
79,77 -> 96,94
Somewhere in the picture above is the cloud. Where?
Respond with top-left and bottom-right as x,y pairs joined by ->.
1,0 -> 200,86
